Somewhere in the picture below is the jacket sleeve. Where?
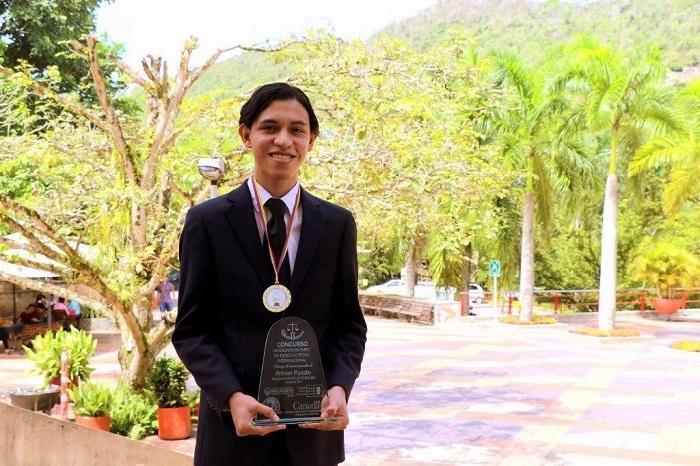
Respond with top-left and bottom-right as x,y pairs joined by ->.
172,208 -> 242,415
326,212 -> 367,398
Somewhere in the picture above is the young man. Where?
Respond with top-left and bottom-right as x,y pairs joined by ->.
173,83 -> 367,466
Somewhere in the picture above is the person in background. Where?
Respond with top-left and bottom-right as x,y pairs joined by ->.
51,297 -> 68,322
0,320 -> 24,353
156,277 -> 175,320
68,298 -> 82,328
19,294 -> 48,324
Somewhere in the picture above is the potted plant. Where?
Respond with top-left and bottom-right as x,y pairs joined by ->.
68,382 -> 113,431
24,327 -> 97,387
629,240 -> 700,317
146,356 -> 192,440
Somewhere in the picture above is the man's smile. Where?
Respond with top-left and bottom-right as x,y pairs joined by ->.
269,152 -> 296,160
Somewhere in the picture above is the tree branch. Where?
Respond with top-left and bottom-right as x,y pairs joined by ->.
0,66 -> 111,134
84,36 -> 139,187
70,40 -> 150,89
0,248 -> 68,277
0,270 -> 110,316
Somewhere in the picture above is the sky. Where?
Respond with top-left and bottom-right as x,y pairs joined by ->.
96,0 -> 439,69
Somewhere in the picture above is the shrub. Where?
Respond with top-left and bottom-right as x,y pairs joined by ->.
69,382 -> 112,417
110,384 -> 158,439
498,315 -> 557,325
670,340 -> 700,352
146,356 -> 189,408
24,328 -> 97,386
628,240 -> 700,298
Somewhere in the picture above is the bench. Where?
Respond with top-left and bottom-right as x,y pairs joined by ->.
8,322 -> 64,351
359,293 -> 435,325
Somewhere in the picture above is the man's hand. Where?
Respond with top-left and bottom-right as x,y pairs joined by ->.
300,385 -> 349,431
228,392 -> 286,437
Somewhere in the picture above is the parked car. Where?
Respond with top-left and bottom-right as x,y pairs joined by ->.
366,279 -> 455,302
366,279 -> 404,294
468,283 -> 485,303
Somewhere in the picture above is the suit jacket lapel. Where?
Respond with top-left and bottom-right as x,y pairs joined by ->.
291,188 -> 324,295
224,183 -> 271,286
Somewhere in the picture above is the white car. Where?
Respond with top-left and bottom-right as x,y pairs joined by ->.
366,279 -> 404,294
366,279 -> 455,302
468,283 -> 485,303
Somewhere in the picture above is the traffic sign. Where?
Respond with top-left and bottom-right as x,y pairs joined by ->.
489,259 -> 501,277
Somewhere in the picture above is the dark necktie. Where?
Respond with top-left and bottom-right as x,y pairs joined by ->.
265,198 -> 291,285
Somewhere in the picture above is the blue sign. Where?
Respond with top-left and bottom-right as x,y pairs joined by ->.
489,259 -> 501,277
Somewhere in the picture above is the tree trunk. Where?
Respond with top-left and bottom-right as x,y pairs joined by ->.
461,242 -> 473,315
598,174 -> 618,331
404,240 -> 417,297
519,192 -> 536,322
116,300 -> 170,389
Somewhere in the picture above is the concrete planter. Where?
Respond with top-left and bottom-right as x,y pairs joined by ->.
80,318 -> 118,332
0,402 -> 192,466
652,298 -> 686,316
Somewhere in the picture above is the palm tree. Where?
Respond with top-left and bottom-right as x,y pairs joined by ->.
630,79 -> 700,213
490,53 -> 591,322
555,37 -> 674,330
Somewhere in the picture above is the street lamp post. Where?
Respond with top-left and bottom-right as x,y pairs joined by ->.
197,157 -> 226,199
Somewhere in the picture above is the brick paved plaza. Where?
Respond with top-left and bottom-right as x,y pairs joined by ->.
2,311 -> 700,465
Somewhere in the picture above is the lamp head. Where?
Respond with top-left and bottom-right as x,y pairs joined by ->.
197,157 -> 226,181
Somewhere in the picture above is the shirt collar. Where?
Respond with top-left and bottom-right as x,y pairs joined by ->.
248,177 -> 300,214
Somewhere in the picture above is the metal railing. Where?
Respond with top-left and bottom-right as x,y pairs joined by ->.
489,288 -> 700,314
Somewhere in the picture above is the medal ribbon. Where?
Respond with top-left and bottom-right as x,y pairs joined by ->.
251,175 -> 301,285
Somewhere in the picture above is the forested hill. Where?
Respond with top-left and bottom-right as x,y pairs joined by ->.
380,0 -> 699,70
191,0 -> 700,95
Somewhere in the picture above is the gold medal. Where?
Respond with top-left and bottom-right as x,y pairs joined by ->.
263,284 -> 292,312
252,175 -> 301,313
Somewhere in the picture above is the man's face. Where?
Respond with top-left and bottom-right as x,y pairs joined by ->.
239,99 -> 317,187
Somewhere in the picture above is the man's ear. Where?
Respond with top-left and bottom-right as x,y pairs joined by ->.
308,132 -> 318,151
238,124 -> 252,148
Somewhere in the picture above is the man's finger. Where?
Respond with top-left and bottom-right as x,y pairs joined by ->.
299,415 -> 347,431
321,405 -> 338,419
257,404 -> 280,421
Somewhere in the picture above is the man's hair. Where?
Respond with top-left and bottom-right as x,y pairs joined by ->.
239,82 -> 319,135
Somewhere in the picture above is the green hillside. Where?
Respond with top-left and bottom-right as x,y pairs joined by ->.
192,0 -> 700,96
380,0 -> 700,70
190,51 -> 294,96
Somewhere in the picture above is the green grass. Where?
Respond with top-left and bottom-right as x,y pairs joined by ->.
568,327 -> 641,337
498,315 -> 557,325
670,340 -> 700,352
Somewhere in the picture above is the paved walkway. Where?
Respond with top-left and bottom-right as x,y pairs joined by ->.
2,311 -> 700,465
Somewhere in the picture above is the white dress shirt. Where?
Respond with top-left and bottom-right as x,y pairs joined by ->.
247,177 -> 302,273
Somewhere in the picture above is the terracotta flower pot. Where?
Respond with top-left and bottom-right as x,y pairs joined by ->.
157,406 -> 192,440
652,298 -> 685,315
75,415 -> 111,431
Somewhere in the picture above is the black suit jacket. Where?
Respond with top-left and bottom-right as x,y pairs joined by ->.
173,182 -> 367,466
